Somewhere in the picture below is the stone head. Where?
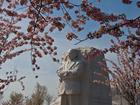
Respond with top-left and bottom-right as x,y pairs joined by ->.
68,49 -> 80,60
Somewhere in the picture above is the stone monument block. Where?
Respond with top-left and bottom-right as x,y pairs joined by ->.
51,47 -> 112,105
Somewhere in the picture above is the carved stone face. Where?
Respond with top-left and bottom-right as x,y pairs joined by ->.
68,49 -> 79,60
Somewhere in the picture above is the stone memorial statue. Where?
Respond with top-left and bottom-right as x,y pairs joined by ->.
51,47 -> 112,105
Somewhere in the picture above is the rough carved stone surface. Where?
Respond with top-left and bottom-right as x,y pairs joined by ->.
51,47 -> 112,105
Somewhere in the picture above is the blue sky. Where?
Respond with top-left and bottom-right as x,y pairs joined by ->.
1,0 -> 140,100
